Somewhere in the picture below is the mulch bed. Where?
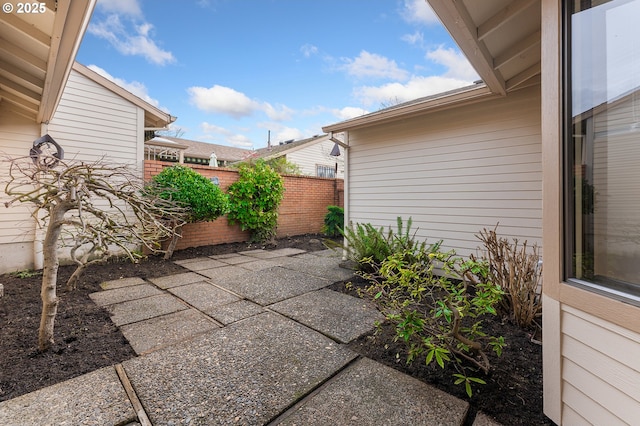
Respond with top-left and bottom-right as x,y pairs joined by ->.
0,234 -> 551,425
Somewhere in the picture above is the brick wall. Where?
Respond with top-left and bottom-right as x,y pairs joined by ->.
145,160 -> 344,250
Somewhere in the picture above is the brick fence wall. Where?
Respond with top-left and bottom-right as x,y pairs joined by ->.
145,160 -> 344,250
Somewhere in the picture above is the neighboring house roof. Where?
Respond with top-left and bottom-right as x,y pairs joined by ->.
427,0 -> 541,96
324,82 -> 495,133
0,0 -> 97,122
250,134 -> 332,160
72,62 -> 176,129
155,137 -> 252,163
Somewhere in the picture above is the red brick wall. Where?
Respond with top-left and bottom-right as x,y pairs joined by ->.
145,160 -> 344,250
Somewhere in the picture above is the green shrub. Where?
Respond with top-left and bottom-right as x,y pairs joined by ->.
361,247 -> 505,397
151,165 -> 229,222
227,160 -> 284,242
334,217 -> 440,271
322,205 -> 344,237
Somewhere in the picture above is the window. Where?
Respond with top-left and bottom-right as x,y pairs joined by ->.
316,164 -> 336,178
565,0 -> 640,300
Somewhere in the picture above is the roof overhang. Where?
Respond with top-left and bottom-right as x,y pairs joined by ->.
323,84 -> 496,133
427,0 -> 541,96
0,0 -> 97,123
72,62 -> 176,128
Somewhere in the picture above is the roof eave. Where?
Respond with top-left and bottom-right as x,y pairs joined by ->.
427,0 -> 506,96
323,85 -> 495,133
38,0 -> 96,123
72,62 -> 175,128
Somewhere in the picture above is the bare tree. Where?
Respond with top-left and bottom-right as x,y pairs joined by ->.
3,156 -> 185,351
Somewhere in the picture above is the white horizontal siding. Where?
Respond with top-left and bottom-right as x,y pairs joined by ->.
347,85 -> 542,257
286,139 -> 344,178
47,70 -> 141,167
561,304 -> 640,425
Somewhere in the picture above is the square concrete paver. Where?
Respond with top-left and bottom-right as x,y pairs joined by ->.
148,272 -> 204,289
175,258 -> 226,271
106,294 -> 187,326
120,309 -> 221,354
0,366 -> 136,426
197,265 -> 247,282
100,277 -> 146,290
278,357 -> 469,426
213,254 -> 254,265
269,247 -> 307,257
168,281 -> 240,312
238,259 -> 283,271
214,266 -> 331,305
280,255 -> 354,282
89,284 -> 163,307
269,289 -> 385,343
207,299 -> 265,325
122,312 -> 357,426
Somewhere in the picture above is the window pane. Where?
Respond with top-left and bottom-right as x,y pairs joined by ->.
569,0 -> 640,288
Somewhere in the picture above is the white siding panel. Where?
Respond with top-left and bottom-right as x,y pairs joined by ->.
0,107 -> 39,246
561,305 -> 640,425
286,139 -> 344,178
48,69 -> 141,167
347,85 -> 542,257
562,382 -> 626,426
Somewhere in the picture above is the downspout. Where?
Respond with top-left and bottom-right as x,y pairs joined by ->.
33,123 -> 48,270
329,132 -> 349,260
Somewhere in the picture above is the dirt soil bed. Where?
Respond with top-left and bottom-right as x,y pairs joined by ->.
1,234 -> 550,425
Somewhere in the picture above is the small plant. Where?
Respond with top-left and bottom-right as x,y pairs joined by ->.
361,247 -> 505,397
476,226 -> 542,328
227,160 -> 285,243
322,205 -> 344,237
10,269 -> 42,279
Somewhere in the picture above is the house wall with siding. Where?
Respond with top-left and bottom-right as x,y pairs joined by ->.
286,139 -> 345,178
346,84 -> 542,258
0,106 -> 41,273
0,69 -> 145,274
47,69 -> 143,167
559,305 -> 640,425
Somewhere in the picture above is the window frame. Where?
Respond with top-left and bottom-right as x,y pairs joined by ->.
562,0 -> 640,306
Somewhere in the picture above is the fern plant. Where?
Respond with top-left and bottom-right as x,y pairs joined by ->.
322,205 -> 344,237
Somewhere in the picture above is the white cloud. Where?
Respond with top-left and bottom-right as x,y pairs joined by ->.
200,122 -> 254,148
402,31 -> 424,46
86,64 -> 165,110
189,85 -> 260,118
96,0 -> 142,17
333,106 -> 369,120
400,0 -> 440,25
88,8 -> 175,66
427,47 -> 479,81
300,44 -> 319,58
354,75 -> 473,107
188,85 -> 295,122
273,127 -> 305,143
341,51 -> 409,81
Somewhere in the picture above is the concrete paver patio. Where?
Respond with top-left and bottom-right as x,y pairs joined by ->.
0,248 -> 500,425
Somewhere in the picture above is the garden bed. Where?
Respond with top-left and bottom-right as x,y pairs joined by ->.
0,234 -> 551,425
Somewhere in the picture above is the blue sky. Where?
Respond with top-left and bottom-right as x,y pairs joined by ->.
76,0 -> 477,149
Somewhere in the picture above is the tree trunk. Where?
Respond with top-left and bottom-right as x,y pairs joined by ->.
163,223 -> 182,260
38,203 -> 68,351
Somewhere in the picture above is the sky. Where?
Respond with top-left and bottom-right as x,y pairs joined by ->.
76,0 -> 478,150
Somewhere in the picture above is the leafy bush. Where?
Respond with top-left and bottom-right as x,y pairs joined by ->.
227,160 -> 285,242
151,165 -> 229,222
476,226 -> 542,328
333,217 -> 440,271
322,205 -> 344,237
361,247 -> 505,397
